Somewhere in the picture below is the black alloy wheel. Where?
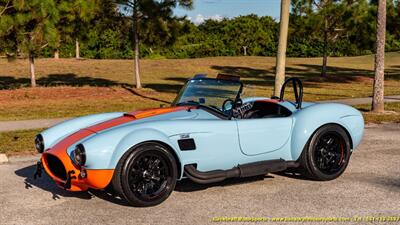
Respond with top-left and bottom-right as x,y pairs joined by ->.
113,142 -> 177,207
299,124 -> 351,181
313,132 -> 347,175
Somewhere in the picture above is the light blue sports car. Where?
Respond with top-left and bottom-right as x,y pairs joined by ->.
34,74 -> 364,207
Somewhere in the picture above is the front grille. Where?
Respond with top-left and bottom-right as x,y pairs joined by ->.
45,154 -> 67,180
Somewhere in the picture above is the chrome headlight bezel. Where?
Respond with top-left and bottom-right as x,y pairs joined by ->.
73,144 -> 86,166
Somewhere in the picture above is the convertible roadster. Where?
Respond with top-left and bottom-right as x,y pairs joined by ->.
34,75 -> 364,207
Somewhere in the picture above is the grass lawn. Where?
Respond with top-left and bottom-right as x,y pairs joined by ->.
0,53 -> 399,121
0,129 -> 43,155
355,102 -> 400,123
1,102 -> 398,156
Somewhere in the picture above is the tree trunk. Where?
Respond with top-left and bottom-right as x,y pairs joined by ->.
322,16 -> 328,77
54,49 -> 59,59
75,39 -> 80,59
133,1 -> 142,89
29,51 -> 36,87
273,0 -> 290,97
372,0 -> 386,113
134,31 -> 141,89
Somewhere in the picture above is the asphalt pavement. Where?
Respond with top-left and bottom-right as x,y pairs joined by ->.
0,123 -> 399,225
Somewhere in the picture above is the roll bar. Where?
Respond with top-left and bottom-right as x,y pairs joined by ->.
280,77 -> 303,109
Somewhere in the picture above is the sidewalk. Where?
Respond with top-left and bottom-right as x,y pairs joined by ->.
0,95 -> 399,132
317,95 -> 400,105
0,118 -> 68,132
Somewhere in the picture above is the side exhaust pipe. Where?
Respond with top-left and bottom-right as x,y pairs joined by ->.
184,159 -> 299,184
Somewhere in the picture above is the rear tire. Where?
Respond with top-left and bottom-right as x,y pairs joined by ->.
299,124 -> 351,181
112,142 -> 177,207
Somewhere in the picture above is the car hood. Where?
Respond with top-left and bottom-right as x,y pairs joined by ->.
85,106 -> 192,133
41,106 -> 193,149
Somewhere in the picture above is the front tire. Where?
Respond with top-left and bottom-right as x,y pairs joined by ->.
112,142 -> 177,207
299,124 -> 351,181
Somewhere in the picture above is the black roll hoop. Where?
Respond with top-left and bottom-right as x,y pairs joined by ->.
280,77 -> 303,109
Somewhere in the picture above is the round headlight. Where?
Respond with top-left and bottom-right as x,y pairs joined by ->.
35,134 -> 44,153
73,144 -> 86,166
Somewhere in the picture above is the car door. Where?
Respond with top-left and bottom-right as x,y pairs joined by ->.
236,117 -> 293,155
168,118 -> 243,171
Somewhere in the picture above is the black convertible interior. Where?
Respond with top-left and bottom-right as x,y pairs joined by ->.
176,75 -> 303,120
241,101 -> 292,119
235,77 -> 303,119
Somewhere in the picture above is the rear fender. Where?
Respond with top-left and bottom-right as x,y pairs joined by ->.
291,103 -> 363,160
339,115 -> 364,149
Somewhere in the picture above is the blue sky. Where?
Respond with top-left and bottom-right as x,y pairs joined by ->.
174,0 -> 282,24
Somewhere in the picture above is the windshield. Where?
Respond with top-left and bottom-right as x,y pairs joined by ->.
173,78 -> 242,110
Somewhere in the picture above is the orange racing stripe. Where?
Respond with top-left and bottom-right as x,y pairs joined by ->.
42,106 -> 190,191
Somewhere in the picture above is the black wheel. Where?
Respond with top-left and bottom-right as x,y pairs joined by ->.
112,142 -> 177,207
299,124 -> 351,181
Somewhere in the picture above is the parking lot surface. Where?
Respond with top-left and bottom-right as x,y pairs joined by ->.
1,123 -> 399,225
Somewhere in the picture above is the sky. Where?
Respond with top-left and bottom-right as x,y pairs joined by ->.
174,0 -> 282,24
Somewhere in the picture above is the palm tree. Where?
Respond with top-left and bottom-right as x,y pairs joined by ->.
372,0 -> 386,113
273,0 -> 290,97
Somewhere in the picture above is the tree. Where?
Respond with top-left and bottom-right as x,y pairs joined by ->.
221,15 -> 277,56
54,0 -> 96,59
0,0 -> 59,87
372,0 -> 386,113
317,0 -> 339,77
292,0 -> 349,77
386,0 -> 400,51
342,0 -> 376,54
118,0 -> 193,89
0,1 -> 17,54
273,0 -> 290,97
83,0 -> 132,59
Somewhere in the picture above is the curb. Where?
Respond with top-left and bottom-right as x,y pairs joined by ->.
0,154 -> 9,164
8,154 -> 41,163
0,154 -> 41,164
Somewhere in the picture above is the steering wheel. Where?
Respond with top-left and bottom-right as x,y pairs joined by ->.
223,98 -> 253,119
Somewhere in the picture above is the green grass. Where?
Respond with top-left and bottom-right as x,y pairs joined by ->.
0,53 -> 399,121
0,129 -> 43,155
0,87 -> 173,120
0,89 -> 167,120
355,102 -> 400,123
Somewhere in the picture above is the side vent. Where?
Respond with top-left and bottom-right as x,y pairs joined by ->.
178,139 -> 196,151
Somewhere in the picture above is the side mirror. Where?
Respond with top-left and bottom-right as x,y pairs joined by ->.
222,99 -> 234,111
199,98 -> 206,104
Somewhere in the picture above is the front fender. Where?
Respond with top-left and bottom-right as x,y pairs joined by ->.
290,103 -> 363,160
109,128 -> 181,169
81,127 -> 181,170
41,112 -> 123,149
